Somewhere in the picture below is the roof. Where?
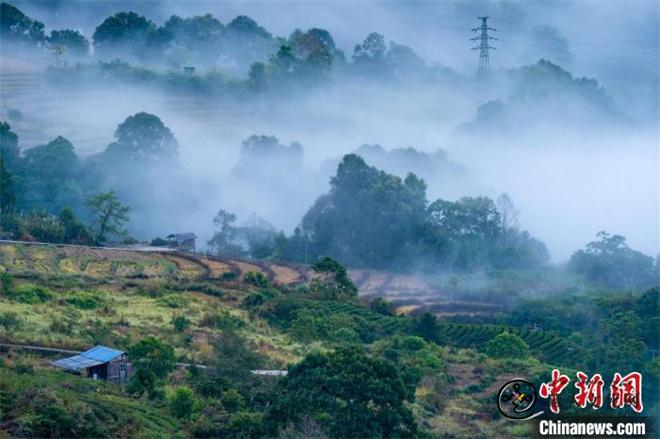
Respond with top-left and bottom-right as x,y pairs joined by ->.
81,345 -> 124,362
166,233 -> 196,240
50,345 -> 124,371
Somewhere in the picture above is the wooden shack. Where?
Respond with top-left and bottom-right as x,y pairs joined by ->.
166,233 -> 197,252
51,345 -> 132,384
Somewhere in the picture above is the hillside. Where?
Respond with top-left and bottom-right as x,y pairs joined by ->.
0,241 -> 553,438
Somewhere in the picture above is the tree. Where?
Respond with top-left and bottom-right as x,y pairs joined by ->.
19,136 -> 82,213
427,196 -> 502,270
485,332 -> 529,359
496,193 -> 519,235
0,121 -> 20,169
569,231 -> 655,289
92,12 -> 159,57
127,337 -> 175,398
0,157 -> 15,213
601,311 -> 646,372
369,297 -> 393,316
353,32 -> 386,63
300,154 -> 427,268
248,62 -> 268,92
104,112 -> 179,165
169,386 -> 196,419
86,191 -> 130,243
409,312 -> 442,345
47,29 -> 89,57
208,209 -> 242,256
0,3 -> 44,46
310,256 -> 357,300
225,15 -> 276,70
265,346 -> 417,438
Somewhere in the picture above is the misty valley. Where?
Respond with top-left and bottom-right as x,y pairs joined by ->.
0,1 -> 658,438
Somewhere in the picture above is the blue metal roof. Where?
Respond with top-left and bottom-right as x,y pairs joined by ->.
50,345 -> 124,371
51,355 -> 104,371
81,345 -> 124,362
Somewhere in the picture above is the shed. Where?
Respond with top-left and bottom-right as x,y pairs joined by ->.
51,345 -> 132,384
166,233 -> 197,252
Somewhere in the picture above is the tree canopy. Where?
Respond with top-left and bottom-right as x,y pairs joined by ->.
265,346 -> 417,438
569,231 -> 656,289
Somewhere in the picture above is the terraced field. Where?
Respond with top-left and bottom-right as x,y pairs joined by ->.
0,241 -> 308,286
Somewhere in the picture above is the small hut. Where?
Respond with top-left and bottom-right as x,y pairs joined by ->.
51,345 -> 132,384
166,233 -> 197,252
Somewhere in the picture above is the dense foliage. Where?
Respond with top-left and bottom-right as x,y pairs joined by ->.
265,346 -> 417,438
274,154 -> 550,272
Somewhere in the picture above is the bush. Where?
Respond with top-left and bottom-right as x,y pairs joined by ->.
157,294 -> 187,308
0,272 -> 13,294
221,388 -> 245,412
171,315 -> 192,332
226,411 -> 263,438
370,297 -> 394,316
485,332 -> 529,359
199,311 -> 244,331
6,284 -> 52,303
220,271 -> 238,282
243,271 -> 269,288
169,386 -> 196,419
0,312 -> 21,330
66,291 -> 104,310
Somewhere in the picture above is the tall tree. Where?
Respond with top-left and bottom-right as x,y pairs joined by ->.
19,136 -> 82,213
104,112 -> 179,165
0,157 -> 15,213
0,121 -> 20,170
301,154 -> 427,268
86,191 -> 130,243
92,11 -> 163,58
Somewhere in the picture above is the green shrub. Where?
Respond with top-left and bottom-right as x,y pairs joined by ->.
226,411 -> 263,438
199,311 -> 244,331
0,311 -> 21,330
6,284 -> 52,303
485,332 -> 529,359
221,389 -> 245,412
0,272 -> 13,294
171,315 -> 192,332
220,271 -> 239,282
138,283 -> 171,298
243,271 -> 269,288
66,291 -> 104,310
169,386 -> 196,419
158,294 -> 187,308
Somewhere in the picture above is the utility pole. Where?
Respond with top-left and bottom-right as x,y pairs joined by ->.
471,16 -> 497,77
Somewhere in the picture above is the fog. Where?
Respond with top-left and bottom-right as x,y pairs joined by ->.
1,0 -> 658,262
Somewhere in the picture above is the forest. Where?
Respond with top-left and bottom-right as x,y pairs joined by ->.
0,0 -> 658,438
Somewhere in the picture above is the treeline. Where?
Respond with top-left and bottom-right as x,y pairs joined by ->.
210,153 -> 550,272
1,2 -> 447,86
208,153 -> 657,285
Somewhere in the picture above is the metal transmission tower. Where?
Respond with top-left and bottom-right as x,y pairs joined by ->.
471,16 -> 497,77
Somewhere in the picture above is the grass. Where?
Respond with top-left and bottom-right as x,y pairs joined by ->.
0,365 -> 181,438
